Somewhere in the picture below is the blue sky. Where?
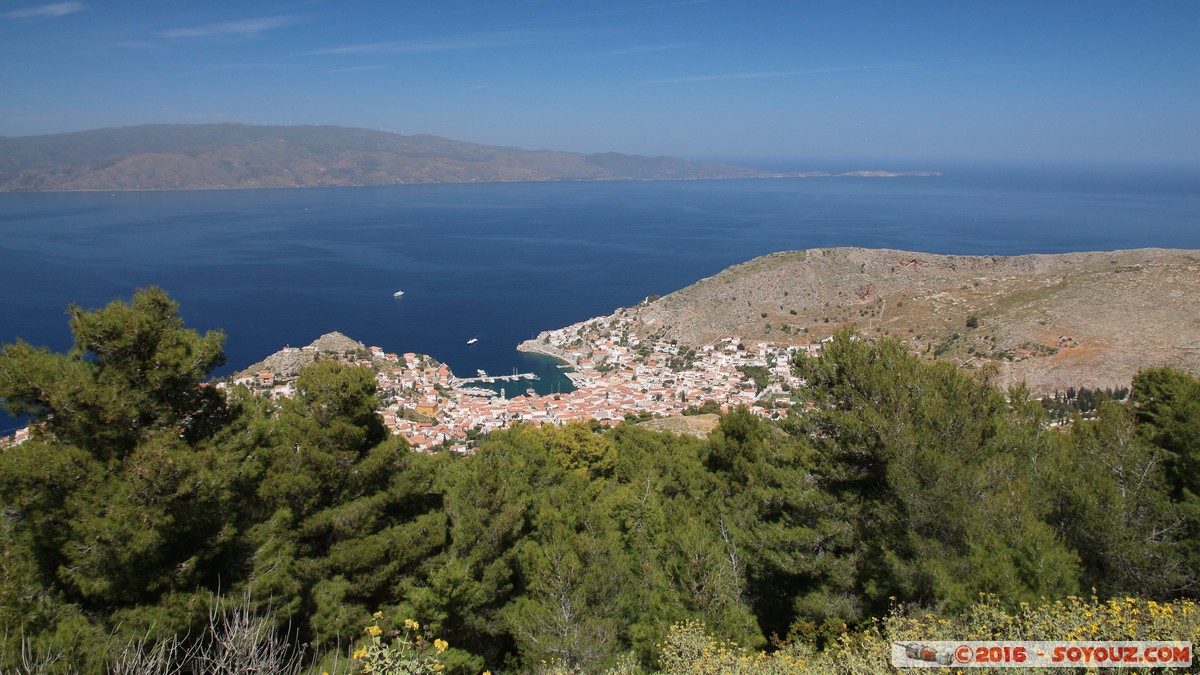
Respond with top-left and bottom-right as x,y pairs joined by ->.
1,0 -> 1197,165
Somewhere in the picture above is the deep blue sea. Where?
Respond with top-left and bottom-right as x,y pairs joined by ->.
2,164 -> 1198,434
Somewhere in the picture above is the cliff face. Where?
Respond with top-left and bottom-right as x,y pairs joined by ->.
632,247 -> 1200,393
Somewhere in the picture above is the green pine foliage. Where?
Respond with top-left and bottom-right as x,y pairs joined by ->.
787,332 -> 1081,620
1,295 -> 1198,672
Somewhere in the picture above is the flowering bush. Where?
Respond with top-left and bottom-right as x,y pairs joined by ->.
883,594 -> 1200,645
353,613 -> 450,675
657,620 -> 814,674
658,595 -> 1200,674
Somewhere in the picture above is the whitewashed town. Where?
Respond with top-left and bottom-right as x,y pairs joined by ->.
0,307 -> 823,453
228,307 -> 820,453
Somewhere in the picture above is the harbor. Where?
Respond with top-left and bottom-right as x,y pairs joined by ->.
454,369 -> 540,386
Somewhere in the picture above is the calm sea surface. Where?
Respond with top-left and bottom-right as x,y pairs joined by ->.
2,166 -> 1198,433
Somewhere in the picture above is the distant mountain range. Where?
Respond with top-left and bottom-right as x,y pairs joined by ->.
0,124 -> 938,192
0,124 -> 751,191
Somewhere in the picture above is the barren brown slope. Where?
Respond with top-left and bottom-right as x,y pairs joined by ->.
633,247 -> 1200,394
638,414 -> 721,439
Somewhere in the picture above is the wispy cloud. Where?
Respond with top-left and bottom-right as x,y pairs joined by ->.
205,62 -> 302,72
641,62 -> 935,85
111,39 -> 158,49
159,15 -> 299,40
313,31 -> 548,56
2,2 -> 84,19
325,64 -> 385,74
416,0 -> 552,20
601,43 -> 696,57
503,0 -> 712,28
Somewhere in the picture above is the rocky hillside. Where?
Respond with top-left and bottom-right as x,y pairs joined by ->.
0,124 -> 770,191
236,331 -> 368,379
633,247 -> 1200,394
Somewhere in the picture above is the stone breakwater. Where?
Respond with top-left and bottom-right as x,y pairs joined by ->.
516,338 -> 579,366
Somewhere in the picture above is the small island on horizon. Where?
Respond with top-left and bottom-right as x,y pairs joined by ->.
0,123 -> 940,192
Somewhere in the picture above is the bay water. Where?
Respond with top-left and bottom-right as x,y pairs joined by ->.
2,165 -> 1198,435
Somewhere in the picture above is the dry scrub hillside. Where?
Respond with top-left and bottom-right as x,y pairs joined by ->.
638,414 -> 721,439
633,247 -> 1200,394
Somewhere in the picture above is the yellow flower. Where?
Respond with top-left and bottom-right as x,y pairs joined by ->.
353,647 -> 367,660
366,625 -> 383,637
404,618 -> 421,631
373,611 -> 383,619
434,638 -> 449,653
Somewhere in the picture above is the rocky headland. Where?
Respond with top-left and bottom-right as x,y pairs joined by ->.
631,247 -> 1200,394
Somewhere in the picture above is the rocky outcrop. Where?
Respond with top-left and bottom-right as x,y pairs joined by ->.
239,331 -> 366,378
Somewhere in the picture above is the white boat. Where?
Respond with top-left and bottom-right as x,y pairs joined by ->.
466,338 -> 478,345
393,290 -> 405,297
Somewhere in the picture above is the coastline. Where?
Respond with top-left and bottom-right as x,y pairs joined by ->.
516,338 -> 579,367
515,338 -> 596,389
0,171 -> 943,194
